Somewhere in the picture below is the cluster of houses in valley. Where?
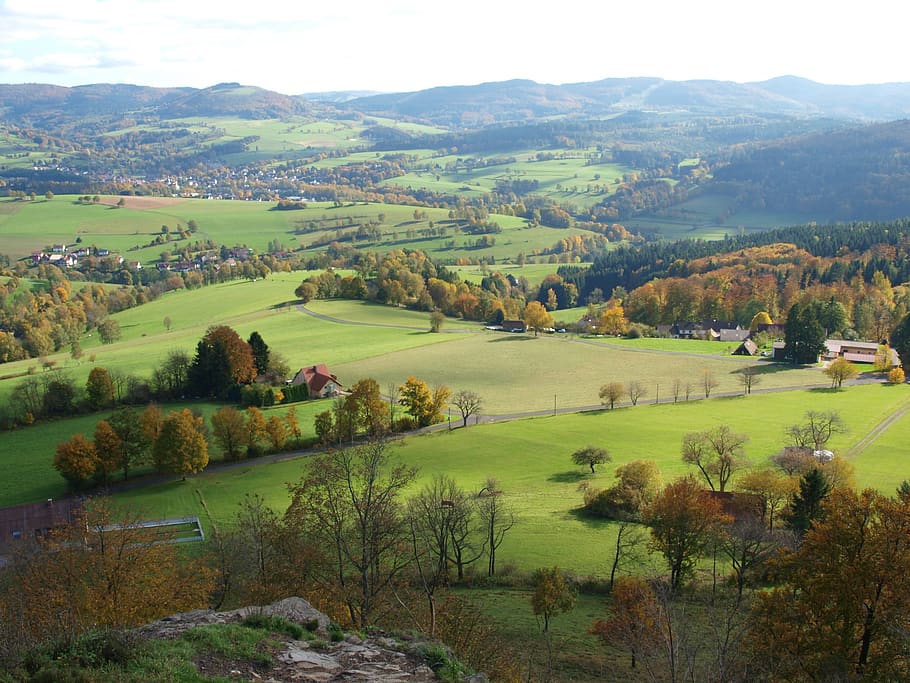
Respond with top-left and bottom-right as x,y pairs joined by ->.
30,244 -> 141,271
30,243 -> 259,275
155,246 -> 255,274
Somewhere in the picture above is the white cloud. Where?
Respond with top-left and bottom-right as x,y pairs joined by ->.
0,0 -> 906,91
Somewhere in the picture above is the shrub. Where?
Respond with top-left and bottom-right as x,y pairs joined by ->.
328,622 -> 344,642
241,613 -> 305,639
888,367 -> 906,384
241,383 -> 276,407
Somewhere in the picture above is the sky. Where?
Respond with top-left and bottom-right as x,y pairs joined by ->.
0,0 -> 906,94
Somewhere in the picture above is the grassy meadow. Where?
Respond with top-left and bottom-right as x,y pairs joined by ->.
103,383 -> 910,576
2,282 -> 884,516
0,195 -> 597,266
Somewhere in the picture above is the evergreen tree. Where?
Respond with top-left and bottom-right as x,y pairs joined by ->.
892,312 -> 910,368
247,331 -> 270,375
187,339 -> 233,398
784,301 -> 827,364
783,468 -> 831,534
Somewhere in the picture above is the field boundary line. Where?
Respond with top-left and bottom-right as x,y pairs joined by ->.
845,397 -> 910,458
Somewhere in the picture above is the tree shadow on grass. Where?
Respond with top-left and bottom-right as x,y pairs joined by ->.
548,470 -> 587,484
564,506 -> 612,529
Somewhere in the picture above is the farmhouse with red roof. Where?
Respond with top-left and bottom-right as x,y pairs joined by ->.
290,364 -> 342,398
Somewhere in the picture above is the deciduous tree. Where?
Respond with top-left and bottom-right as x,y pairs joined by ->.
599,382 -> 624,409
152,408 -> 209,479
571,445 -> 611,474
108,406 -> 152,481
643,476 -> 731,590
591,576 -> 663,673
7,500 -> 214,643
530,566 -> 576,632
210,406 -> 247,461
681,424 -> 749,492
399,376 -> 449,427
785,410 -> 846,452
285,440 -> 417,628
523,300 -> 553,336
477,477 -> 515,577
750,489 -> 910,680
824,356 -> 859,388
92,419 -> 123,484
452,389 -> 482,427
85,366 -> 114,410
53,434 -> 97,485
627,380 -> 647,406
96,317 -> 121,344
737,468 -> 796,532
265,415 -> 288,451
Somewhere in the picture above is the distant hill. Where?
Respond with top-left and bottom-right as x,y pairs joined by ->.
0,82 -> 313,130
346,76 -> 910,125
6,76 -> 910,131
710,118 -> 910,221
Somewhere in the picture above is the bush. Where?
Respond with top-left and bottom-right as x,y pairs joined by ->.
241,383 -> 276,407
393,416 -> 419,432
241,613 -> 305,639
419,644 -> 468,683
328,622 -> 344,642
281,383 -> 309,403
888,367 -> 906,384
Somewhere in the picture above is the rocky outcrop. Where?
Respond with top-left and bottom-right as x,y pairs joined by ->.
136,597 -> 485,683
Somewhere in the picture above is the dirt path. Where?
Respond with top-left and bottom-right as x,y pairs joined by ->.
845,397 -> 910,457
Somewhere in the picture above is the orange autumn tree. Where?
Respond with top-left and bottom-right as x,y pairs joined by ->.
643,476 -> 732,590
591,576 -> 664,673
749,488 -> 910,680
3,499 -> 214,645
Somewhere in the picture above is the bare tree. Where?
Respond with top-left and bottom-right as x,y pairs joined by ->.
452,389 -> 483,427
718,517 -> 779,599
386,381 -> 400,427
735,365 -> 762,395
609,521 -> 646,589
628,380 -> 647,406
785,410 -> 846,452
285,440 -> 417,627
681,425 -> 749,492
476,477 -> 515,577
683,380 -> 694,402
407,477 -> 473,636
671,378 -> 682,403
702,369 -> 719,398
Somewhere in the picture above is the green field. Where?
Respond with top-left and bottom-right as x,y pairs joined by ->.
0,288 -> 860,515
380,149 -> 631,212
0,276 -> 462,406
104,383 -> 908,577
629,193 -> 821,241
0,196 -> 603,266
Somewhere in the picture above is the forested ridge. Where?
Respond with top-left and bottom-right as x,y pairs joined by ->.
565,219 -> 910,298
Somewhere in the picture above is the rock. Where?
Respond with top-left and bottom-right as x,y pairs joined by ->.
134,597 -> 454,682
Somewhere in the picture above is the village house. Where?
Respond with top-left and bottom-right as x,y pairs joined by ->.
501,320 -> 527,333
0,498 -> 83,549
671,320 -> 743,340
771,339 -> 900,365
824,340 -> 899,367
290,364 -> 342,398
